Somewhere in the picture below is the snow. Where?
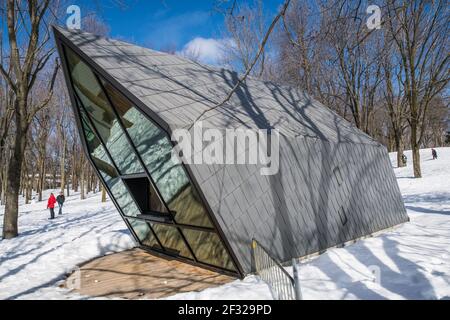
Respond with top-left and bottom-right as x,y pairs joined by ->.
168,147 -> 450,300
1,147 -> 449,300
0,190 -> 135,300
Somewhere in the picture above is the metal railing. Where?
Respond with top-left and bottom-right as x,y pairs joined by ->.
252,239 -> 302,300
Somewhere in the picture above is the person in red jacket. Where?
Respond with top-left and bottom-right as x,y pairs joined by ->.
47,193 -> 56,220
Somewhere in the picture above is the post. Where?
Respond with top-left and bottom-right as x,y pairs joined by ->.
251,239 -> 257,272
292,258 -> 302,300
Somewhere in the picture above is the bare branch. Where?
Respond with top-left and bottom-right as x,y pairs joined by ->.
190,0 -> 292,128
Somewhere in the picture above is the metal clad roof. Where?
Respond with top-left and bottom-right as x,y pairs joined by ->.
57,27 -> 378,145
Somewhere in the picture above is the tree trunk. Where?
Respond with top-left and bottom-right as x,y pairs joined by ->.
1,166 -> 7,205
19,166 -> 25,196
52,169 -> 57,189
0,175 -> 3,205
3,175 -> 20,239
91,175 -> 95,194
395,133 -> 405,168
25,175 -> 32,204
411,123 -> 422,178
31,168 -> 35,198
86,168 -> 91,194
410,75 -> 422,178
101,184 -> 106,203
66,176 -> 70,197
80,164 -> 85,200
60,140 -> 66,194
32,169 -> 36,193
38,157 -> 45,202
72,154 -> 78,192
1,0 -> 58,239
2,133 -> 26,239
23,164 -> 29,204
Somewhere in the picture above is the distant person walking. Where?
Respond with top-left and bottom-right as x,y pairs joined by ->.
432,148 -> 438,160
47,193 -> 56,220
56,192 -> 65,215
402,154 -> 407,166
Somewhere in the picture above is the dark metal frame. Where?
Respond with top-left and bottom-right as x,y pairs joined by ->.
53,27 -> 244,278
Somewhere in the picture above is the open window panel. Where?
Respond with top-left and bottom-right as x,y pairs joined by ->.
121,174 -> 174,223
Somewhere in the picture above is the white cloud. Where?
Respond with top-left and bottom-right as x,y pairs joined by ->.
178,37 -> 232,65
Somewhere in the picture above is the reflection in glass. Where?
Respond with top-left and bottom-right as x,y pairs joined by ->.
65,47 -> 143,175
148,179 -> 168,213
150,223 -> 193,259
63,45 -> 236,272
102,80 -> 212,228
128,218 -> 161,249
80,107 -> 140,217
182,229 -> 236,271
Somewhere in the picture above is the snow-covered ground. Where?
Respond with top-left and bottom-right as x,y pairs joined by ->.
1,147 -> 449,300
0,191 -> 134,300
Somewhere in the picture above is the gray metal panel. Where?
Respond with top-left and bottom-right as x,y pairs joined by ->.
58,27 -> 409,275
57,27 -> 379,146
196,135 -> 408,274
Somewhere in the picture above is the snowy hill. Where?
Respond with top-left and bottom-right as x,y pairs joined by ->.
1,148 -> 449,300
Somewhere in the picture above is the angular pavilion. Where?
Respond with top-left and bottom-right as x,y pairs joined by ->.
54,27 -> 409,278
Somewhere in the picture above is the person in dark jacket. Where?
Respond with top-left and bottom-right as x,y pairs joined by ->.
56,192 -> 65,215
47,193 -> 56,220
432,148 -> 438,160
402,154 -> 407,166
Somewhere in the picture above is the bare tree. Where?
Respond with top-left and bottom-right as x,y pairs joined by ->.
222,0 -> 268,77
275,0 -> 448,173
0,0 -> 60,239
421,96 -> 448,148
381,32 -> 408,167
386,0 -> 449,177
33,111 -> 52,201
191,0 -> 292,127
277,0 -> 323,95
320,1 -> 384,133
82,13 -> 110,36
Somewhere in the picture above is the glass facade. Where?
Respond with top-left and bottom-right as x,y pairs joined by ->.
150,223 -> 193,259
63,44 -> 236,273
79,106 -> 140,218
102,80 -> 213,228
128,218 -> 161,249
66,49 -> 144,175
181,228 -> 236,270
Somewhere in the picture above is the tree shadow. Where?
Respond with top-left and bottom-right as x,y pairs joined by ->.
56,28 -> 409,281
406,205 -> 450,216
65,249 -> 234,299
0,202 -> 133,299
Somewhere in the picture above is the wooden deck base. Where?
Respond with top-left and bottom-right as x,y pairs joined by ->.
65,248 -> 234,299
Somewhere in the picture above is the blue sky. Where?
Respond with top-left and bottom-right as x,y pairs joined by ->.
72,0 -> 280,63
75,0 -> 280,47
88,0 -> 224,48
